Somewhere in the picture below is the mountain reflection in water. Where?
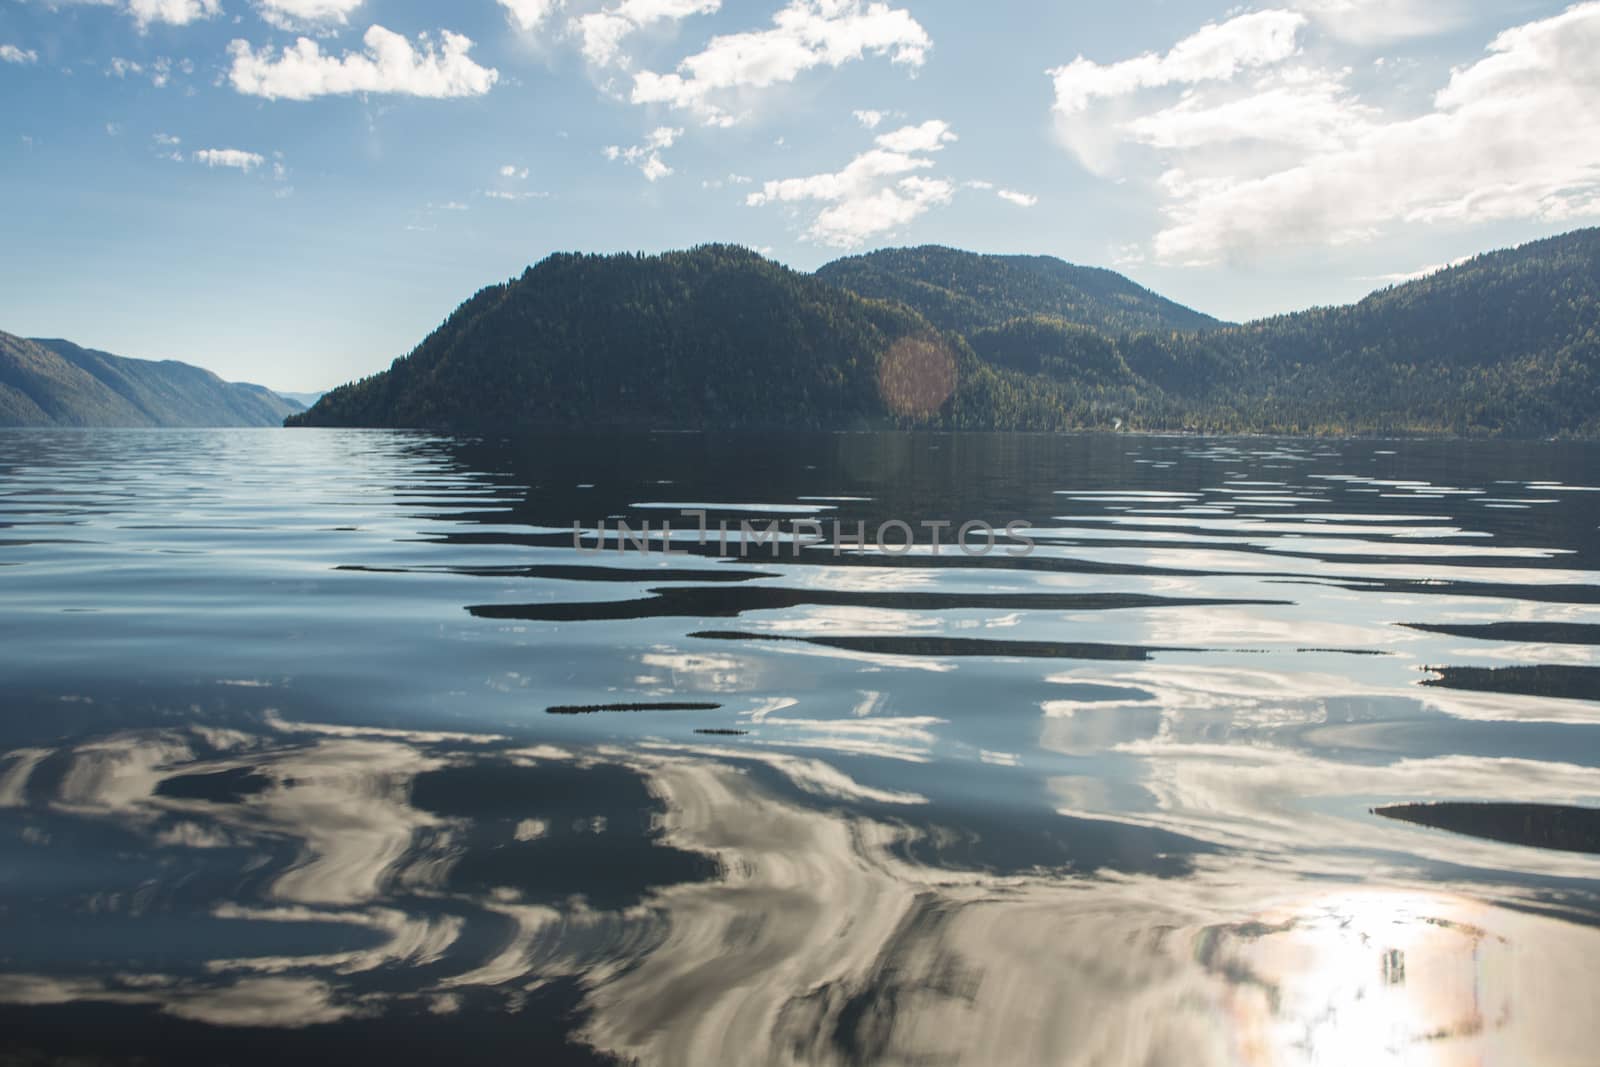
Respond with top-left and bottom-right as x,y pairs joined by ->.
1,429 -> 1599,1066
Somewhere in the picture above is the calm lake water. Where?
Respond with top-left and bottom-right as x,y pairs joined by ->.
3,428 -> 1600,1066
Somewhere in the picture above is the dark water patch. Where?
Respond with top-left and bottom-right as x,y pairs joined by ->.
339,563 -> 777,583
428,529 -> 1290,581
693,728 -> 748,736
1376,802 -> 1600,855
1296,647 -> 1390,655
0,980 -> 620,1067
408,761 -> 719,909
154,766 -> 277,804
1402,621 -> 1600,645
688,631 -> 1177,661
468,586 -> 1282,623
1334,579 -> 1600,604
1421,664 -> 1600,702
546,702 -> 722,714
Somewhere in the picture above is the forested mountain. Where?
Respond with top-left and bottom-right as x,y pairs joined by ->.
0,332 -> 302,427
290,229 -> 1600,438
816,246 -> 1226,335
290,245 -> 997,430
1211,229 -> 1600,435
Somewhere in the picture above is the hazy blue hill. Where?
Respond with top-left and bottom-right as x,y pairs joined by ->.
276,391 -> 326,408
815,245 -> 1226,336
290,244 -> 990,431
0,332 -> 149,426
0,331 -> 304,427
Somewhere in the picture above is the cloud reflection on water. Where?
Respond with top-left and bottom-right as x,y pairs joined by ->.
1,717 -> 1598,1065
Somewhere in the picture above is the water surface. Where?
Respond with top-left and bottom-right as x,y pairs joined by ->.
3,429 -> 1599,1065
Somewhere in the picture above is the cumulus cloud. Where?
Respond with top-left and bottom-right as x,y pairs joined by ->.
227,25 -> 499,100
23,0 -> 220,29
499,0 -> 562,33
1049,10 -> 1304,115
0,44 -> 39,65
127,0 -> 221,28
193,148 -> 266,171
746,118 -> 957,247
1049,3 -> 1600,265
852,108 -> 884,128
1122,66 -> 1375,154
499,164 -> 529,179
631,0 -> 931,126
872,118 -> 956,153
996,189 -> 1037,207
575,0 -> 720,67
1158,4 -> 1600,263
603,125 -> 682,181
255,0 -> 365,30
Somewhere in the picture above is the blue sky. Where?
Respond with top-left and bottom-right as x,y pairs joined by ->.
1,0 -> 1595,392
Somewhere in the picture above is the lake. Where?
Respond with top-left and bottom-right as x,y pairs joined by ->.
2,428 -> 1599,1066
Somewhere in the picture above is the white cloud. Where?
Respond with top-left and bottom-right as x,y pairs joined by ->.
127,0 -> 221,28
154,132 -> 181,145
193,148 -> 266,171
1123,66 -> 1375,154
0,44 -> 39,65
1048,3 -> 1600,265
603,125 -> 682,181
871,118 -> 955,153
575,0 -> 719,67
499,0 -> 562,33
852,108 -> 884,128
482,189 -> 550,201
106,54 -> 186,86
631,0 -> 931,126
1049,10 -> 1305,115
1150,2 -> 1600,263
996,189 -> 1037,207
23,0 -> 222,29
700,172 -> 753,189
1364,254 -> 1473,285
227,25 -> 499,100
746,119 -> 957,247
255,0 -> 365,31
499,164 -> 529,179
1288,0 -> 1490,43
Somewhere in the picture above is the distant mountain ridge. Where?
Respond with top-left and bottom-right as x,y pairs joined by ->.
0,332 -> 302,427
815,246 -> 1227,335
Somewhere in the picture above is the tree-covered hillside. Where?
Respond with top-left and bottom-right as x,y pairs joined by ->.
1210,229 -> 1600,435
289,229 -> 1600,438
815,246 -> 1226,336
292,245 -> 982,430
